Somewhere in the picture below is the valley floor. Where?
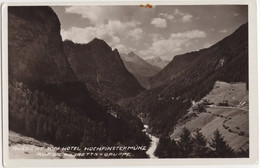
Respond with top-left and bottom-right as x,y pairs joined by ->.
170,81 -> 249,151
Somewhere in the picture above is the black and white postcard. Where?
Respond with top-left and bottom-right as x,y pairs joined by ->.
1,0 -> 258,167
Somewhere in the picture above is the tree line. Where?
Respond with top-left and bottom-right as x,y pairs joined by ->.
9,79 -> 149,158
155,127 -> 249,158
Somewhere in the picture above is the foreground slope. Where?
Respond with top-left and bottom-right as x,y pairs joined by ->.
9,131 -> 75,159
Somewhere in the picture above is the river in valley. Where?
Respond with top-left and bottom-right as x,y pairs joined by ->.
142,124 -> 159,159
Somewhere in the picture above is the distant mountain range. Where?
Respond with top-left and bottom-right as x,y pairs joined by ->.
120,51 -> 160,88
144,56 -> 171,69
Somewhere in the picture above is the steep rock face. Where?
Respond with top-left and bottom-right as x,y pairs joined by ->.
63,39 -> 144,101
120,52 -> 160,88
8,7 -> 75,88
8,6 -> 103,117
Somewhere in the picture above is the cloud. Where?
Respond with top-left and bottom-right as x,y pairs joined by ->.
61,24 -> 134,54
174,9 -> 182,15
170,30 -> 206,39
106,20 -> 140,34
138,30 -> 206,59
173,8 -> 193,23
126,28 -> 144,41
158,13 -> 174,20
115,44 -> 128,53
150,33 -> 164,42
181,14 -> 193,22
203,42 -> 212,48
61,26 -> 121,46
65,6 -> 134,26
63,6 -> 144,45
61,18 -> 144,48
65,6 -> 107,25
219,29 -> 227,33
151,18 -> 167,28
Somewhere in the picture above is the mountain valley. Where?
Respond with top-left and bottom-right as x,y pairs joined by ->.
7,6 -> 249,159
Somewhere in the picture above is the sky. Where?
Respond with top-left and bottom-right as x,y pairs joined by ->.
52,5 -> 247,61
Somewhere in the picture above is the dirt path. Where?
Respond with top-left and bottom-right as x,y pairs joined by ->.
206,105 -> 249,112
205,106 -> 249,138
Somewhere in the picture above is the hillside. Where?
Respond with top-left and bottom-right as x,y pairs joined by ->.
63,40 -> 144,101
148,52 -> 200,88
120,52 -> 160,88
149,23 -> 248,90
170,81 -> 249,152
122,22 -> 248,137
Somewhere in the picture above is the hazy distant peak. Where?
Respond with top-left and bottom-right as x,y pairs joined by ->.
145,56 -> 162,60
128,51 -> 136,56
144,56 -> 170,69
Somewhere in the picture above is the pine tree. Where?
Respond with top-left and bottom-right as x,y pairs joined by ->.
25,111 -> 31,135
154,135 -> 172,158
210,129 -> 235,158
36,117 -> 43,139
80,130 -> 89,149
169,139 -> 181,158
43,121 -> 48,139
55,126 -> 62,146
236,148 -> 249,158
178,127 -> 194,157
192,128 -> 209,157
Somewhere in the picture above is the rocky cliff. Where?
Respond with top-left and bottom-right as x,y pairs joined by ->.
63,39 -> 144,101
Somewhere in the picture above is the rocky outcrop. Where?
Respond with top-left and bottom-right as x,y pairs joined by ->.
63,39 -> 144,101
8,7 -> 76,89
